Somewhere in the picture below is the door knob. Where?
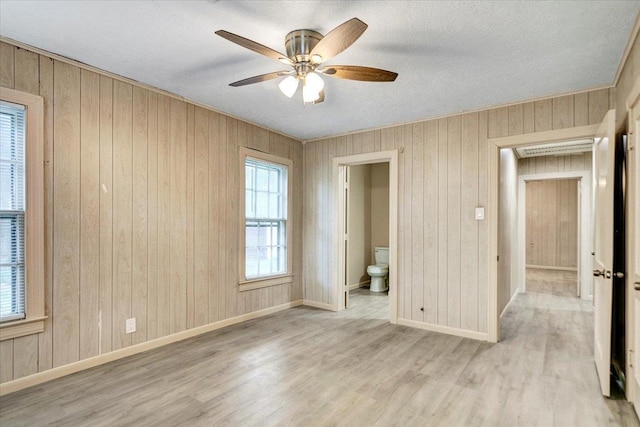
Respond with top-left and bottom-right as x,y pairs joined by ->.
634,282 -> 640,291
593,269 -> 605,277
613,272 -> 625,279
606,271 -> 612,279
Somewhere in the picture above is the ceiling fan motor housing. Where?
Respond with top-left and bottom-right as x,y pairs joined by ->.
285,29 -> 323,64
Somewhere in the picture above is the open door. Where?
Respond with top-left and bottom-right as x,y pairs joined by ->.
629,96 -> 640,417
593,110 -> 616,397
339,166 -> 350,309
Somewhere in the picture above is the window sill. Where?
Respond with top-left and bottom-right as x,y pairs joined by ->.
0,316 -> 47,341
239,274 -> 293,292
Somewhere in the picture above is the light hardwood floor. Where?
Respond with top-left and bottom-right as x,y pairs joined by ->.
527,267 -> 578,297
0,288 -> 637,426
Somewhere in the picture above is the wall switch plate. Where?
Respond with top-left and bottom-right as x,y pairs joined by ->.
475,207 -> 485,220
125,318 -> 136,334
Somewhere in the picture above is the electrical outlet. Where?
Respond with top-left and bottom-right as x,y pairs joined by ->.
125,318 -> 136,334
475,207 -> 485,220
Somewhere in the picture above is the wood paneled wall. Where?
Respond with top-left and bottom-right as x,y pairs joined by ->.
525,179 -> 579,269
0,42 -> 302,383
303,88 -> 612,334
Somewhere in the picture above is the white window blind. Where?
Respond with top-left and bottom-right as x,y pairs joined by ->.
245,157 -> 287,279
0,102 -> 26,323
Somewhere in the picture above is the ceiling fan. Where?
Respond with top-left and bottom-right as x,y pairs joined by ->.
215,18 -> 398,104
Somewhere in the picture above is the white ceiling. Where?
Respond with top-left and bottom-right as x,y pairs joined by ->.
1,1 -> 638,141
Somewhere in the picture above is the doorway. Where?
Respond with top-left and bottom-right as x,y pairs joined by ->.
333,150 -> 399,323
517,172 -> 592,300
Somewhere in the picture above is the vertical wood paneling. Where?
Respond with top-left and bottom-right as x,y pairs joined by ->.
423,121 -> 438,324
132,86 -> 148,345
1,43 -> 302,386
0,341 -> 14,382
170,98 -> 187,333
0,42 -> 14,88
526,179 -> 578,268
112,80 -> 133,350
411,123 -> 424,321
552,95 -> 574,129
574,93 -> 589,126
534,99 -> 552,132
39,55 -> 54,370
217,115 -> 228,320
147,92 -> 158,340
98,75 -> 113,355
588,88 -> 609,124
52,60 -> 81,367
208,112 -> 220,322
14,48 -> 39,94
194,107 -> 209,327
79,69 -> 100,359
157,94 -> 171,337
226,118 -> 238,318
447,116 -> 462,328
477,111 -> 489,333
437,119 -> 448,325
186,104 -> 195,328
12,336 -> 38,379
461,113 -> 479,331
402,124 -> 412,318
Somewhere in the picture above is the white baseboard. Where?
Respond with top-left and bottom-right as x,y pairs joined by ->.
500,289 -> 521,320
348,280 -> 370,291
526,264 -> 578,272
397,318 -> 488,341
302,299 -> 336,311
0,300 -> 302,396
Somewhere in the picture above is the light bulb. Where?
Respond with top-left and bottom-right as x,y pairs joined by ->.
305,72 -> 324,93
278,76 -> 299,98
303,83 -> 320,103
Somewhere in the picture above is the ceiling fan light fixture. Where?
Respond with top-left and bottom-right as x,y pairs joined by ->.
311,54 -> 323,64
305,72 -> 324,93
278,75 -> 299,98
303,83 -> 320,103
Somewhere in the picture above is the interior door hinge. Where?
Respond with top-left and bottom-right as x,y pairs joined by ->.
497,255 -> 500,262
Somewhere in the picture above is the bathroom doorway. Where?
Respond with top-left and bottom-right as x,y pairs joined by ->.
333,150 -> 399,323
345,163 -> 390,310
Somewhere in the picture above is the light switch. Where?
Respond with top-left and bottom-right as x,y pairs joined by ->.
475,207 -> 485,220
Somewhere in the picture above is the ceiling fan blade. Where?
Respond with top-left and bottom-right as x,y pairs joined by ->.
216,30 -> 293,65
310,18 -> 368,63
313,90 -> 325,104
229,71 -> 291,87
322,65 -> 398,82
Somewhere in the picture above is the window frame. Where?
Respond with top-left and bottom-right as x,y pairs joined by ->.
0,87 -> 45,341
239,147 -> 293,292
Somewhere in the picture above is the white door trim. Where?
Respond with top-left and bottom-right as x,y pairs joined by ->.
332,150 -> 399,323
517,171 -> 592,300
488,123 -> 599,342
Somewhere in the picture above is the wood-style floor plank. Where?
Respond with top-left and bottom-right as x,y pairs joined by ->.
0,289 -> 637,426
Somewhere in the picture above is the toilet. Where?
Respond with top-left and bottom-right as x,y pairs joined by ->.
366,247 -> 389,292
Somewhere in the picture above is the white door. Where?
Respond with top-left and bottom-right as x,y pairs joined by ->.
593,110 -> 616,397
629,98 -> 640,417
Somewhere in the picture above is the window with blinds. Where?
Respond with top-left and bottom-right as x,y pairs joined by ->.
0,102 -> 26,323
244,157 -> 288,279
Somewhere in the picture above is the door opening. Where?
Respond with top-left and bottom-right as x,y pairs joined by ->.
333,150 -> 399,323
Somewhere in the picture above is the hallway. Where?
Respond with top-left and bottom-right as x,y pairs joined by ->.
1,291 -> 637,426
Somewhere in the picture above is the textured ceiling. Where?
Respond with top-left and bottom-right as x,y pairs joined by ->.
1,1 -> 638,140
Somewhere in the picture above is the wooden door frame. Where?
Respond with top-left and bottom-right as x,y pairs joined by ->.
517,172 -> 591,299
488,123 -> 600,342
333,150 -> 399,323
625,76 -> 640,407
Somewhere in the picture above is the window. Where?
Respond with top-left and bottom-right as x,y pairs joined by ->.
0,102 -> 26,322
0,88 -> 44,341
240,148 -> 292,289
